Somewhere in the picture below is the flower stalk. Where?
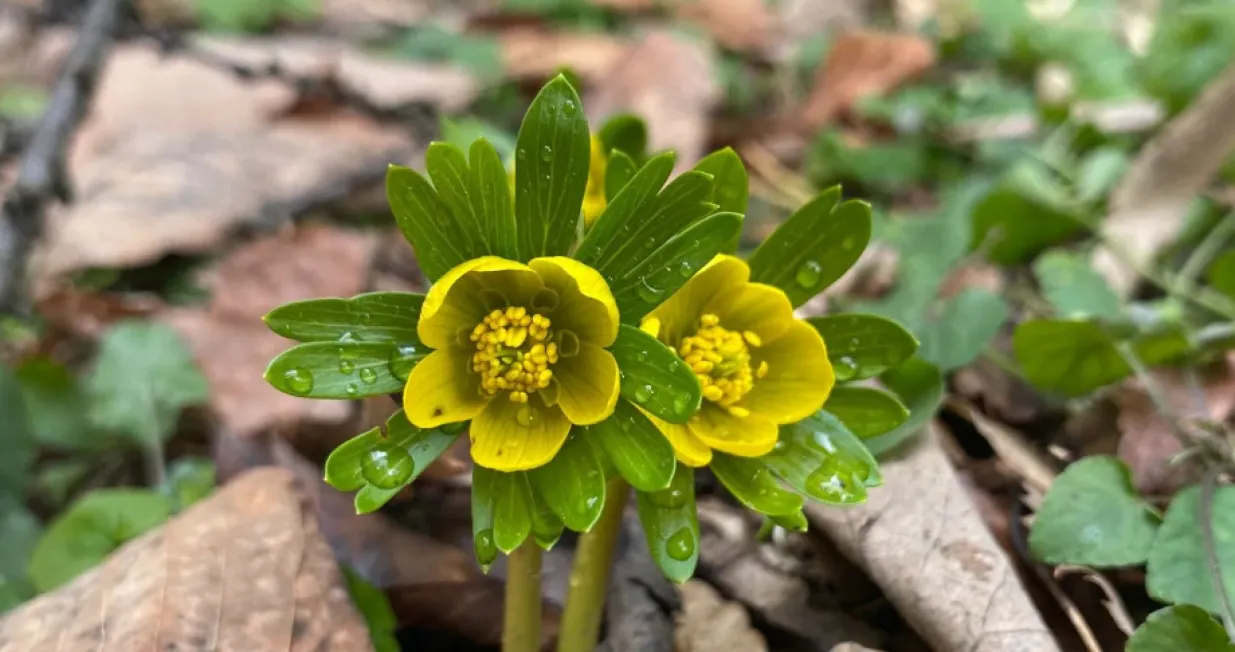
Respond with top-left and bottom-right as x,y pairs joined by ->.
556,478 -> 630,652
503,540 -> 544,652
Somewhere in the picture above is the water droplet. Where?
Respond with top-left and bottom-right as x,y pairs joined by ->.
562,99 -> 577,114
388,345 -> 421,381
672,393 -> 693,418
339,360 -> 355,375
806,466 -> 846,500
841,235 -> 857,250
359,368 -> 378,384
359,312 -> 373,325
338,331 -> 359,343
581,495 -> 600,519
772,439 -> 789,454
517,148 -> 527,160
644,236 -> 656,249
346,383 -> 359,397
636,279 -> 664,303
833,356 -> 858,381
678,260 -> 695,278
516,404 -> 537,428
475,528 -> 497,567
635,350 -> 649,362
665,527 -> 695,561
668,360 -> 682,372
633,384 -> 653,404
361,441 -> 415,489
541,145 -> 553,161
282,368 -> 314,396
649,486 -> 688,508
795,261 -> 822,288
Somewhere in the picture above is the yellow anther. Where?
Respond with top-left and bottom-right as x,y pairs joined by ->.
702,385 -> 724,401
678,313 -> 760,407
728,406 -> 751,418
507,327 -> 528,347
472,306 -> 557,401
757,360 -> 769,378
742,330 -> 762,347
701,314 -> 720,327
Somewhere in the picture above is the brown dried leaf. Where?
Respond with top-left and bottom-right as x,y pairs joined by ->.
675,580 -> 767,652
32,42 -> 418,283
1115,356 -> 1235,494
799,31 -> 935,130
499,28 -> 630,83
164,224 -> 377,437
674,0 -> 774,53
585,30 -> 720,169
806,425 -> 1061,652
0,467 -> 373,652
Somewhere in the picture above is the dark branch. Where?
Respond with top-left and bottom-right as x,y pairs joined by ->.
0,0 -> 124,314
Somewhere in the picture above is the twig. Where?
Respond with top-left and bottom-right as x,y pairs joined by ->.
0,0 -> 123,314
1054,565 -> 1137,636
1199,469 -> 1235,641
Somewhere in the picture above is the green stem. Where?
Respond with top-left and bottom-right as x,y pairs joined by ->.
557,478 -> 629,652
1176,210 -> 1235,296
1200,470 -> 1235,642
503,540 -> 544,652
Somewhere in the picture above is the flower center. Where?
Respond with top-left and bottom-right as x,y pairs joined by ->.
678,314 -> 768,418
469,306 -> 559,403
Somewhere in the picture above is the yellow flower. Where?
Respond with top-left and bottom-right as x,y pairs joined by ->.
404,256 -> 621,471
639,255 -> 835,467
582,134 -> 608,227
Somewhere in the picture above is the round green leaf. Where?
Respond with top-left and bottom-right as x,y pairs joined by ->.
969,167 -> 1085,265
1013,319 -> 1190,396
916,288 -> 1008,372
0,364 -> 34,493
865,358 -> 944,456
387,164 -> 471,282
1148,484 -> 1235,615
709,453 -> 803,517
610,324 -> 702,424
263,292 -> 424,344
807,313 -> 919,381
823,386 -> 909,438
1209,250 -> 1235,300
761,411 -> 881,505
748,187 -> 871,307
265,341 -> 422,399
528,431 -> 606,532
584,399 -> 676,492
1033,250 -> 1123,321
1028,456 -> 1160,567
1127,605 -> 1235,652
635,463 -> 699,584
28,489 -> 174,592
15,356 -> 96,452
514,75 -> 592,260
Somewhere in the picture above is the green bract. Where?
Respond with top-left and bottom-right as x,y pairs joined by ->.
261,75 -> 917,583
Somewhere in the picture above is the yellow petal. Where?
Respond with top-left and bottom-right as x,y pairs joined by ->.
583,135 -> 608,227
471,396 -> 571,471
743,319 -> 834,423
688,404 -> 778,457
551,342 -> 620,425
640,407 -> 712,467
419,257 -> 542,349
705,282 -> 794,342
648,254 -> 748,343
529,256 -> 619,346
404,348 -> 486,428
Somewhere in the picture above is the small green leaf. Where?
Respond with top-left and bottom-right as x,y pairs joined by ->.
598,114 -> 648,160
1147,484 -> 1235,615
0,495 -> 40,611
807,314 -> 919,381
611,212 -> 743,324
471,465 -> 499,568
528,431 -> 606,532
762,411 -> 881,505
440,117 -> 515,162
15,357 -> 97,451
265,341 -> 419,399
164,457 -> 215,509
324,411 -> 462,495
1209,250 -> 1235,300
1127,605 -> 1235,652
469,138 -> 520,260
866,358 -> 944,456
916,288 -> 1008,371
1013,319 -> 1190,395
823,386 -> 910,438
355,485 -> 401,515
584,400 -> 676,492
1033,250 -> 1123,320
263,292 -> 425,343
1028,456 -> 1160,566
748,187 -> 871,307
583,151 -> 676,262
387,165 -> 472,281
86,320 -> 209,445
494,471 -> 534,554
343,568 -> 401,652
578,163 -> 715,282
1074,147 -> 1128,204
425,142 -> 489,258
710,453 -> 803,517
969,166 -> 1085,264
635,463 -> 699,584
604,150 -> 639,201
530,489 -> 565,550
0,365 -> 34,493
610,324 -> 702,424
28,489 -> 173,592
692,147 -> 749,242
770,511 -> 808,533
514,75 -> 591,260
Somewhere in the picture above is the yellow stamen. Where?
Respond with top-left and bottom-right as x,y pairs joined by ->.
472,306 -> 556,401
678,313 -> 764,409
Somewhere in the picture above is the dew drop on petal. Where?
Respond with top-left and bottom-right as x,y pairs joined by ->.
516,404 -> 536,428
360,441 -> 415,489
282,368 -> 314,395
665,527 -> 695,561
795,261 -> 822,288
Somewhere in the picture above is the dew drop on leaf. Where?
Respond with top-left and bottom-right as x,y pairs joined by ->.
339,360 -> 355,375
795,261 -> 822,288
282,367 -> 314,396
562,99 -> 576,114
517,148 -> 527,160
634,384 -> 653,404
345,384 -> 359,396
541,145 -> 553,161
635,349 -> 649,362
361,441 -> 415,489
358,368 -> 378,384
636,279 -> 664,303
359,312 -> 373,325
578,496 -> 600,521
665,527 -> 695,561
475,528 -> 497,569
678,260 -> 695,278
833,356 -> 858,381
841,235 -> 857,250
388,345 -> 420,382
672,393 -> 693,418
649,486 -> 688,508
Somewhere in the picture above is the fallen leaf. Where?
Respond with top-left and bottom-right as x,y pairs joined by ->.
805,425 -> 1062,652
675,580 -> 767,652
1114,356 -> 1235,494
585,30 -> 720,169
674,0 -> 774,53
1092,62 -> 1235,297
33,41 -> 421,284
164,224 -> 377,437
499,28 -> 630,83
0,467 -> 373,652
799,31 -> 935,130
